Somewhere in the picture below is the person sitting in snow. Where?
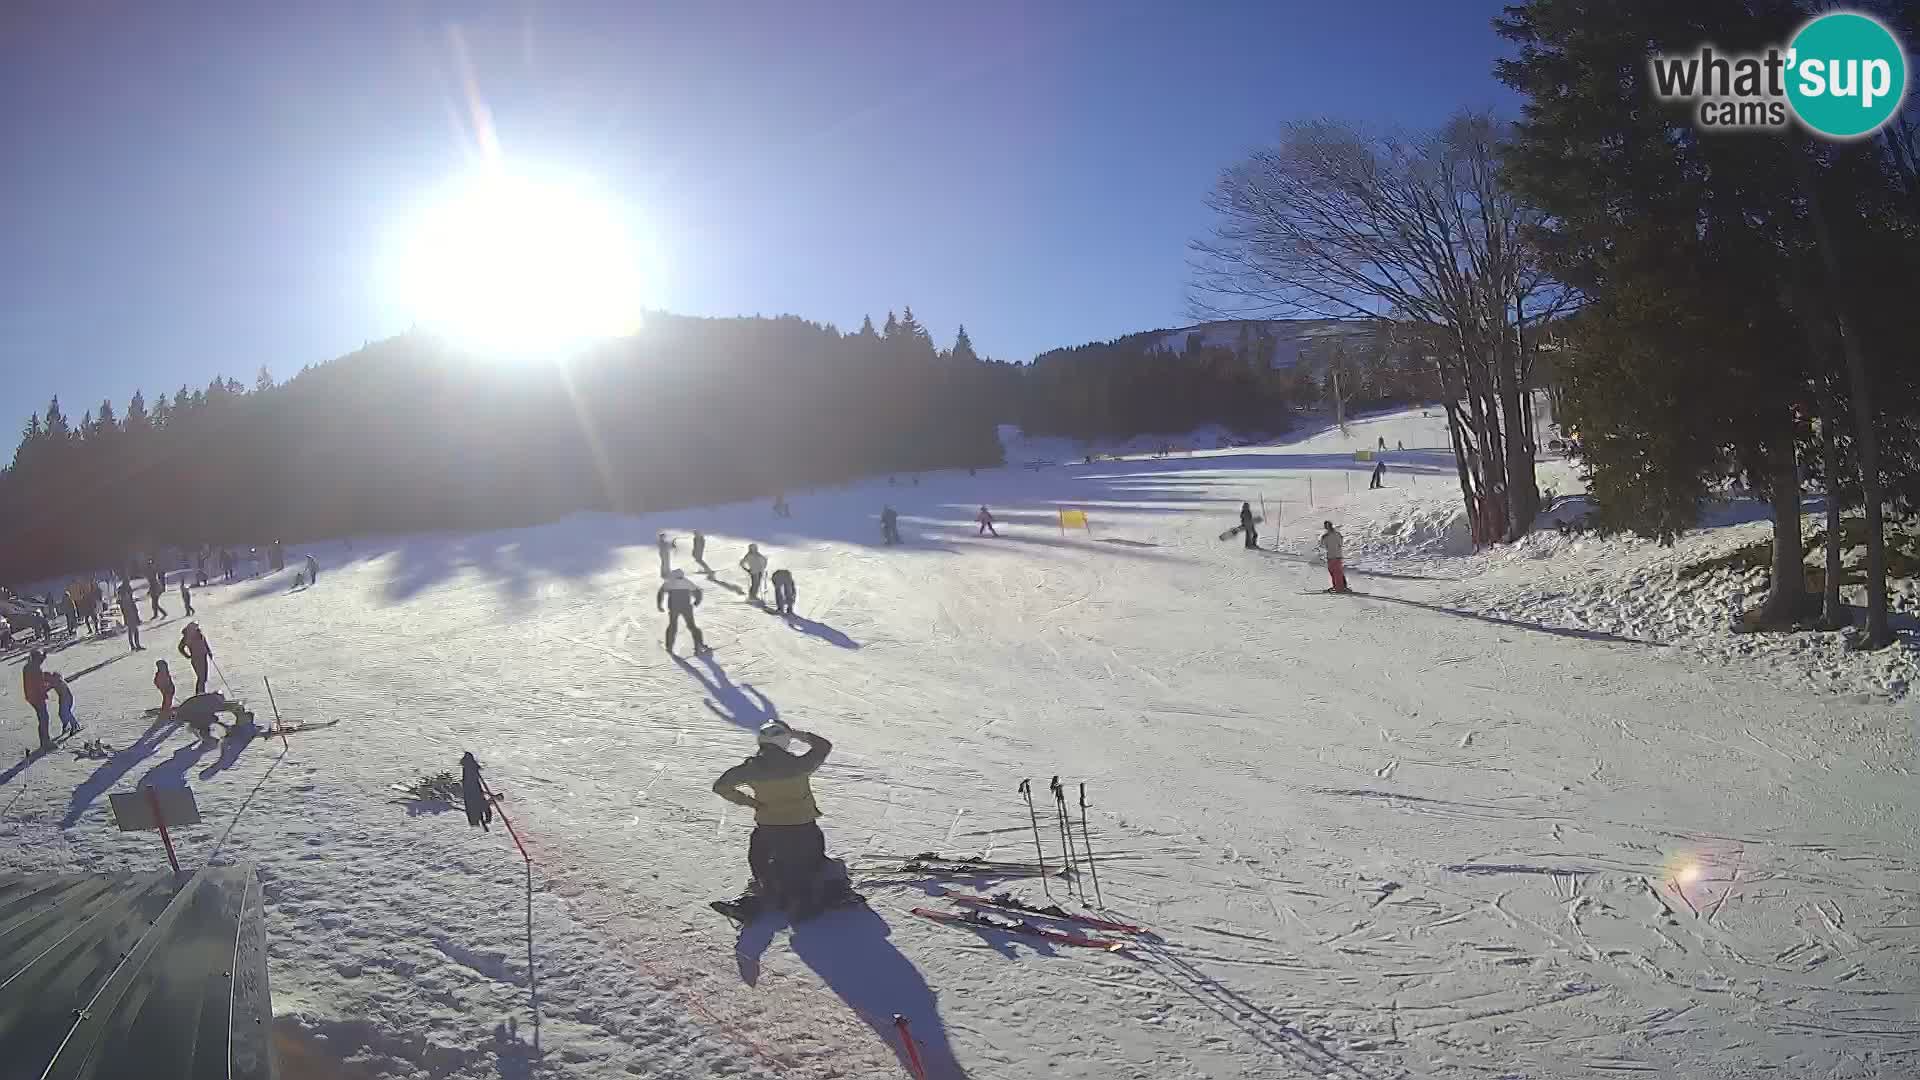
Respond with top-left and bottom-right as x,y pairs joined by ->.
710,721 -> 851,921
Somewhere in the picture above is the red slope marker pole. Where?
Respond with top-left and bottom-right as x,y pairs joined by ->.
146,786 -> 181,875
892,1014 -> 929,1080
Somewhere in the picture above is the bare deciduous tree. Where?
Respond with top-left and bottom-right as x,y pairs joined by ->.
1190,112 -> 1571,543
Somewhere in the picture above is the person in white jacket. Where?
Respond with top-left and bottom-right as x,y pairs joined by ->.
1317,521 -> 1350,594
740,543 -> 768,604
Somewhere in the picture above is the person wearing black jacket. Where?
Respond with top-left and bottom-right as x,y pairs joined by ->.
770,568 -> 796,616
656,570 -> 708,653
1239,502 -> 1259,550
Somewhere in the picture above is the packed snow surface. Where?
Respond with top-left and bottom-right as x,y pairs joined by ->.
2,408 -> 1914,1079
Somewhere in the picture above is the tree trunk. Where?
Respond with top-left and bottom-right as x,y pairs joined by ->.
1820,380 -> 1845,630
1746,432 -> 1806,631
1496,332 -> 1537,542
1442,400 -> 1479,530
1797,146 -> 1892,648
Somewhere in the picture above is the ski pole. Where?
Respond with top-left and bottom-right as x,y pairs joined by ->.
1079,782 -> 1103,909
211,657 -> 234,697
1018,779 -> 1051,899
1050,775 -> 1078,895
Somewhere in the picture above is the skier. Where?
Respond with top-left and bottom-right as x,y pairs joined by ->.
710,721 -> 848,920
976,506 -> 998,537
461,752 -> 493,831
1370,460 -> 1386,490
304,552 -> 319,584
1378,436 -> 1386,451
692,531 -> 708,570
59,591 -> 77,636
656,532 -> 673,577
116,580 -> 142,651
1318,520 -> 1350,594
656,569 -> 708,653
45,669 -> 77,736
740,543 -> 768,604
1240,502 -> 1259,550
770,568 -> 796,616
880,506 -> 901,545
1396,439 -> 1404,451
195,550 -> 209,587
772,493 -> 791,519
178,622 -> 213,695
21,650 -> 52,749
147,571 -> 168,619
180,576 -> 194,616
154,659 -> 176,719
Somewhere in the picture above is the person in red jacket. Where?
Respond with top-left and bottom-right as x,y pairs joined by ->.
21,649 -> 52,749
178,622 -> 213,695
154,660 -> 176,719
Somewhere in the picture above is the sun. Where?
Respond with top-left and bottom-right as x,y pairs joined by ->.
390,168 -> 653,354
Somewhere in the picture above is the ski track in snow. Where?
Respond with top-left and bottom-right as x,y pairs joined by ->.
2,407 -> 1916,1079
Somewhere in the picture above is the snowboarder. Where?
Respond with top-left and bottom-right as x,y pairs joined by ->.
770,568 -> 796,616
45,669 -> 77,736
116,580 -> 142,651
21,650 -> 52,749
1318,521 -> 1350,593
656,570 -> 707,653
180,577 -> 194,616
461,752 -> 493,831
1370,460 -> 1386,490
1240,502 -> 1259,550
710,721 -> 848,920
656,532 -> 673,577
178,622 -> 213,695
692,531 -> 708,570
740,544 -> 768,604
154,659 -> 175,719
147,571 -> 167,619
880,506 -> 901,545
976,506 -> 998,537
304,552 -> 319,584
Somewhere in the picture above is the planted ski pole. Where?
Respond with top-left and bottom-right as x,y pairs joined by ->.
1050,775 -> 1078,896
1079,782 -> 1103,908
1018,779 -> 1051,899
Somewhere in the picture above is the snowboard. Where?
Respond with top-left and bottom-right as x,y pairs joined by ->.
710,889 -> 867,926
1218,525 -> 1243,542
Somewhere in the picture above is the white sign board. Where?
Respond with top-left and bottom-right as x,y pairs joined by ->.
109,786 -> 202,832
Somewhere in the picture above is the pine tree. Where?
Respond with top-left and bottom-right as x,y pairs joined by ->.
96,400 -> 117,431
950,325 -> 980,365
44,396 -> 71,444
882,311 -> 900,340
256,366 -> 275,392
126,390 -> 150,433
151,392 -> 171,428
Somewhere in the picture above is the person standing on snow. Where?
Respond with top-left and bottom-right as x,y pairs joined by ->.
772,493 -> 791,519
740,543 -> 768,604
180,576 -> 194,616
21,650 -> 52,749
45,669 -> 78,736
1239,502 -> 1259,550
116,580 -> 142,651
304,553 -> 319,585
692,531 -> 709,571
656,532 -> 674,577
657,569 -> 708,653
1318,521 -> 1350,594
770,568 -> 796,616
1370,460 -> 1386,490
147,570 -> 168,619
178,622 -> 213,695
461,752 -> 493,831
880,506 -> 900,545
976,506 -> 998,537
710,721 -> 844,920
154,659 -> 176,719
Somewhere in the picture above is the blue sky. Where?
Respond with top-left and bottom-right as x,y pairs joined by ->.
0,0 -> 1514,439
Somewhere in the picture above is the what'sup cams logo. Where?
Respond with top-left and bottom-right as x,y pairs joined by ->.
1651,11 -> 1908,138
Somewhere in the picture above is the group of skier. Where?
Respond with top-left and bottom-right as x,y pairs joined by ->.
17,618 -> 216,751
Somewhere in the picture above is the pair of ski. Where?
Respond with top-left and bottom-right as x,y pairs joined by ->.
911,893 -> 1143,952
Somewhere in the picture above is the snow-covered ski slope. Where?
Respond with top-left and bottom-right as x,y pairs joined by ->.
3,408 -> 1914,1080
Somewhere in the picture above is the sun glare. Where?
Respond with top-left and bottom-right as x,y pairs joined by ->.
391,168 -> 653,354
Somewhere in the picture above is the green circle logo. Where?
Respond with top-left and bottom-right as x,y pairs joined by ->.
1786,12 -> 1907,138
